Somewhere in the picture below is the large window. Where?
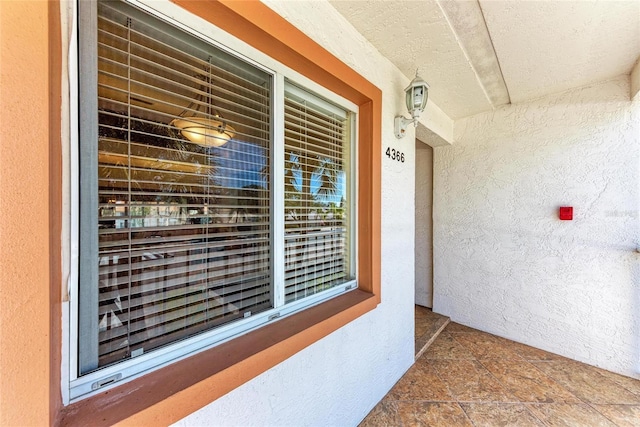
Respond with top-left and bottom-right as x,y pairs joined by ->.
74,0 -> 355,399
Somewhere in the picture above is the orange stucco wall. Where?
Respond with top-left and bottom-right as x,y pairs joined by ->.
0,0 -> 54,425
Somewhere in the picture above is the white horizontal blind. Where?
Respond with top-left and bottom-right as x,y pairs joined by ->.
283,84 -> 351,303
88,2 -> 272,372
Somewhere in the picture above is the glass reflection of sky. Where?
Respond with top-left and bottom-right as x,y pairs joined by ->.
211,139 -> 267,190
211,140 -> 346,205
289,169 -> 346,205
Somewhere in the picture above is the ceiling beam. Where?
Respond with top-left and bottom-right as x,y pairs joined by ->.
416,100 -> 454,146
416,122 -> 451,147
436,0 -> 510,108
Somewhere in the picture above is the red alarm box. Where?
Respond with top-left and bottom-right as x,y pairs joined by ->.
559,207 -> 573,220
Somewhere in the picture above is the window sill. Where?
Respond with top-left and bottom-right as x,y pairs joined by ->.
58,289 -> 377,426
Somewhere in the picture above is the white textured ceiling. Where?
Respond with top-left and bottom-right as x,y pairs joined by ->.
480,0 -> 640,104
329,0 -> 494,119
330,0 -> 640,119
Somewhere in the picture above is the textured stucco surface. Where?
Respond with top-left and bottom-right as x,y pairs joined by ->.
330,0 -> 640,118
433,76 -> 640,378
174,1 -> 418,425
329,0 -> 493,119
0,1 -> 53,425
436,0 -> 510,108
415,141 -> 433,308
480,0 -> 640,104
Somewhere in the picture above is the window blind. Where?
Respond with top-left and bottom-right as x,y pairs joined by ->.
283,85 -> 351,303
85,2 -> 273,371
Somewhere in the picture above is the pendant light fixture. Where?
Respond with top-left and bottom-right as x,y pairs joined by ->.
172,115 -> 235,147
171,61 -> 235,147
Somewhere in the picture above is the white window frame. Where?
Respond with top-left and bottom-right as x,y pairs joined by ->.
67,0 -> 358,402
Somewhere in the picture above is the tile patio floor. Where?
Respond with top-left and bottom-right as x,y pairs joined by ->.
361,319 -> 640,426
415,306 -> 450,359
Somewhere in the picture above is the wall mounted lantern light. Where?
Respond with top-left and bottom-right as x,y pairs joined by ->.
394,71 -> 429,139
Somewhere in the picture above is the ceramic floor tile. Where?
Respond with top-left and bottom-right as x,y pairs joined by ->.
527,403 -> 617,427
594,369 -> 640,398
363,319 -> 640,425
358,400 -> 401,427
444,322 -> 480,333
460,403 -> 544,427
414,305 -> 435,339
384,361 -> 455,402
592,404 -> 640,427
451,331 -> 524,360
396,402 -> 473,427
430,359 -> 515,402
532,361 -> 640,404
415,315 -> 450,358
493,338 -> 563,361
481,358 -> 581,404
422,332 -> 475,360
415,306 -> 447,337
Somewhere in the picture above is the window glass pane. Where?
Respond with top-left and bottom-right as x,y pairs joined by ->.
90,1 -> 272,371
283,84 -> 352,303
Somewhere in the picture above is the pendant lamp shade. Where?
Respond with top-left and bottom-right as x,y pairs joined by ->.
172,116 -> 235,147
172,61 -> 236,148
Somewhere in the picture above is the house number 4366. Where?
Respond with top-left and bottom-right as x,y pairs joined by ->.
385,147 -> 405,163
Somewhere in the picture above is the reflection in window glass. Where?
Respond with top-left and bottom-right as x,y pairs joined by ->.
283,85 -> 352,303
78,1 -> 356,385
92,2 -> 272,370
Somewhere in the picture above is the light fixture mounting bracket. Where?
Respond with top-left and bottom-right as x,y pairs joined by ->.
394,116 -> 417,139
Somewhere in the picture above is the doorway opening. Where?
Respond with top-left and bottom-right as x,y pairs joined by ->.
415,139 -> 433,308
414,139 -> 447,357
